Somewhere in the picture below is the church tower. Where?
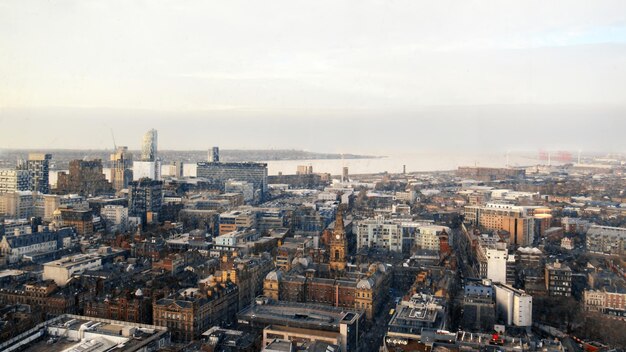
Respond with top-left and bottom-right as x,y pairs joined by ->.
329,207 -> 347,272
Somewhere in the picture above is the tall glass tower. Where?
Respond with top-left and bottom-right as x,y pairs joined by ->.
141,129 -> 158,161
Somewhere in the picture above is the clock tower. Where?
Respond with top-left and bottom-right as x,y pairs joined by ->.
329,207 -> 347,272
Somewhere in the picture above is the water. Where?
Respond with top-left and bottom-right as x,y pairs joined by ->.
262,152 -> 539,176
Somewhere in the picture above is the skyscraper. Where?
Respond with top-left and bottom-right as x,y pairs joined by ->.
141,129 -> 158,162
27,153 -> 52,194
110,146 -> 133,191
208,146 -> 219,162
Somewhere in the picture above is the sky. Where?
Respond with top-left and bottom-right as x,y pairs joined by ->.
1,1 -> 625,154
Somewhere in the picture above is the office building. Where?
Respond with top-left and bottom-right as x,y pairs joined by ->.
197,162 -> 268,201
545,261 -> 572,297
100,204 -> 129,233
42,253 -> 103,286
225,180 -> 255,203
0,191 -> 33,218
56,159 -> 113,196
133,160 -> 160,181
59,206 -> 94,236
464,203 -> 534,247
296,165 -> 313,175
494,283 -> 532,326
0,169 -> 30,194
110,146 -> 133,191
27,153 -> 52,193
141,128 -> 158,161
128,178 -> 163,224
475,235 -> 509,284
208,146 -> 220,162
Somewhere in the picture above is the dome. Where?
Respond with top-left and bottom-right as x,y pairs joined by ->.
265,270 -> 282,281
135,288 -> 143,297
52,209 -> 62,216
357,278 -> 373,290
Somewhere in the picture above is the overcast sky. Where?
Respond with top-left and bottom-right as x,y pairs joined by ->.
1,1 -> 625,154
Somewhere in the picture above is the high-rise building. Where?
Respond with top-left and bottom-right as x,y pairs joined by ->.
342,167 -> 349,182
110,146 -> 133,191
296,165 -> 313,175
545,260 -> 572,297
141,129 -> 158,162
208,146 -> 219,162
464,203 -> 535,247
56,159 -> 113,196
494,283 -> 532,326
27,153 -> 52,194
196,162 -> 268,201
128,178 -> 163,225
0,169 -> 30,193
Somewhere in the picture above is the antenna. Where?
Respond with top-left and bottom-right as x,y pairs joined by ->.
110,128 -> 117,150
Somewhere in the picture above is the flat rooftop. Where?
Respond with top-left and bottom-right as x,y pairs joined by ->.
1,314 -> 168,352
238,300 -> 360,332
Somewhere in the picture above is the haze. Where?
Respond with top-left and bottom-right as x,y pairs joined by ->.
1,1 -> 625,154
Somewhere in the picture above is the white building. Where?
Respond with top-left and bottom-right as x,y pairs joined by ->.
133,160 -> 160,181
100,205 -> 129,233
356,218 -> 447,253
0,169 -> 30,194
356,217 -> 403,252
43,253 -> 103,286
476,236 -> 509,284
494,283 -> 532,327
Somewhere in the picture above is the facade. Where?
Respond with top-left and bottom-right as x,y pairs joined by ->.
456,166 -> 525,181
133,160 -> 160,181
0,227 -> 75,264
197,162 -> 268,201
59,207 -> 93,236
356,218 -> 449,253
42,253 -> 103,286
100,204 -> 129,233
56,159 -> 113,196
0,191 -> 33,218
153,282 -> 239,342
141,128 -> 158,161
545,261 -> 572,297
475,236 -> 509,284
219,209 -> 256,235
84,291 -> 152,324
128,178 -> 163,224
27,153 -> 52,193
586,225 -> 626,256
42,194 -> 86,221
584,289 -> 626,315
0,169 -> 30,194
110,146 -> 133,191
464,203 -> 534,247
494,283 -> 532,326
